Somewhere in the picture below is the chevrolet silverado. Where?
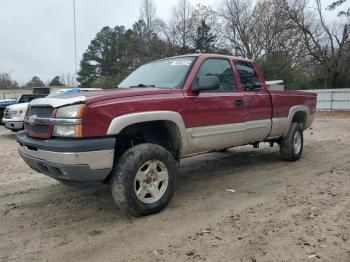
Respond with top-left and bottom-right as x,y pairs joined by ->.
16,54 -> 317,216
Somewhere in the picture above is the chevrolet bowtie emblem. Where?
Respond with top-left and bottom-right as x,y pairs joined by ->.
27,115 -> 37,126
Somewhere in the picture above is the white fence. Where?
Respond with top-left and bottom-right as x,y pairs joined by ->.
303,88 -> 350,111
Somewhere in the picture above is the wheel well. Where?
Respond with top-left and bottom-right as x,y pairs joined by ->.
292,111 -> 307,127
115,120 -> 182,162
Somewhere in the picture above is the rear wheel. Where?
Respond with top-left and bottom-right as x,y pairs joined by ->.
280,123 -> 303,161
111,143 -> 177,216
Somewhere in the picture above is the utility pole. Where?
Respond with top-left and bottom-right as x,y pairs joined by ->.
73,0 -> 77,86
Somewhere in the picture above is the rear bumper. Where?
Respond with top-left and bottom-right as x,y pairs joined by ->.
16,132 -> 115,185
3,119 -> 24,131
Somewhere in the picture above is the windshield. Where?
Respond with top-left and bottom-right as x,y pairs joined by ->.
118,57 -> 196,89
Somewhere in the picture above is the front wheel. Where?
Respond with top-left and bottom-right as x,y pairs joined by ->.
111,143 -> 177,216
279,123 -> 304,161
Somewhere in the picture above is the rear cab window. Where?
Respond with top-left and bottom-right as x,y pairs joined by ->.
235,61 -> 261,92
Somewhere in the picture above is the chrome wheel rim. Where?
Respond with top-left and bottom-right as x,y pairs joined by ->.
134,160 -> 169,204
293,131 -> 302,154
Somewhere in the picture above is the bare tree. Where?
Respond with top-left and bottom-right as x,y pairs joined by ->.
169,0 -> 196,53
218,0 -> 267,59
191,4 -> 219,30
191,4 -> 220,53
278,0 -> 350,88
139,0 -> 156,31
255,1 -> 309,67
153,18 -> 179,56
327,0 -> 350,17
216,0 -> 313,87
0,72 -> 18,89
66,73 -> 72,86
60,74 -> 66,85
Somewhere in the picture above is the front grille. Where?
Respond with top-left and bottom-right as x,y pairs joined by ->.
26,106 -> 54,136
27,106 -> 54,118
26,124 -> 50,134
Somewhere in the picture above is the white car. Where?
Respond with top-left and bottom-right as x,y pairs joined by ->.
2,94 -> 47,131
2,88 -> 102,131
3,103 -> 28,131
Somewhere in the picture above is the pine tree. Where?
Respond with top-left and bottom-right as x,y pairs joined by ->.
78,26 -> 121,87
77,23 -> 169,88
25,76 -> 44,88
49,76 -> 64,86
194,20 -> 217,53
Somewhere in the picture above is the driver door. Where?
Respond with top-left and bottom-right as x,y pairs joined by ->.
183,58 -> 246,154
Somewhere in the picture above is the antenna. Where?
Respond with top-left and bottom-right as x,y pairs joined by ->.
73,0 -> 77,86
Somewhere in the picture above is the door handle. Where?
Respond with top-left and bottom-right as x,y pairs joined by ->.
235,100 -> 245,108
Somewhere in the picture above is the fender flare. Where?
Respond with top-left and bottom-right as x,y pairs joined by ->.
107,111 -> 189,155
283,105 -> 310,137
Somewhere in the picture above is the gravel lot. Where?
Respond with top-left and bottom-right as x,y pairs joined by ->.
0,113 -> 349,262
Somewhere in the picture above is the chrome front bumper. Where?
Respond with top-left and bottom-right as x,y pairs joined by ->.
3,120 -> 24,130
18,144 -> 114,170
16,132 -> 116,184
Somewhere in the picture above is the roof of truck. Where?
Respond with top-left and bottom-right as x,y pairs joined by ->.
152,53 -> 254,64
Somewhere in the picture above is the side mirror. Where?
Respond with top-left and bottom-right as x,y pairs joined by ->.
192,75 -> 220,93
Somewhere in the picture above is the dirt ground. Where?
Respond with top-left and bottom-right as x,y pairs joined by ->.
0,113 -> 349,262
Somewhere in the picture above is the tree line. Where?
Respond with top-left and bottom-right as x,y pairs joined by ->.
1,0 -> 348,90
77,0 -> 350,90
0,73 -> 76,90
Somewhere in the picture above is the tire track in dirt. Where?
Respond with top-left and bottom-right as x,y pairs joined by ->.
0,115 -> 349,261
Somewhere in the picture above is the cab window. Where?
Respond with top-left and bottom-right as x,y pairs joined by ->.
235,61 -> 261,92
195,59 -> 236,92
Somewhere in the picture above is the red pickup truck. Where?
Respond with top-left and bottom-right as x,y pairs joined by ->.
16,54 -> 317,216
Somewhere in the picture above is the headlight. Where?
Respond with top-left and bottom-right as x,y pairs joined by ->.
53,104 -> 85,137
10,110 -> 23,118
53,125 -> 83,137
56,104 -> 85,118
53,125 -> 76,137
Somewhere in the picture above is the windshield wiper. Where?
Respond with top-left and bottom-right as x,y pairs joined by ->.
129,83 -> 156,88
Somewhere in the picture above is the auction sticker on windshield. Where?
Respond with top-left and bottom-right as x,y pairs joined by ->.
171,60 -> 192,66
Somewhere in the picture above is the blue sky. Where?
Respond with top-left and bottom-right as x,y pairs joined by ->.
0,0 -> 348,85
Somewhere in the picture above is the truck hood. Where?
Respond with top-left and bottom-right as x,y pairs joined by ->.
29,88 -> 182,108
7,102 -> 29,111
